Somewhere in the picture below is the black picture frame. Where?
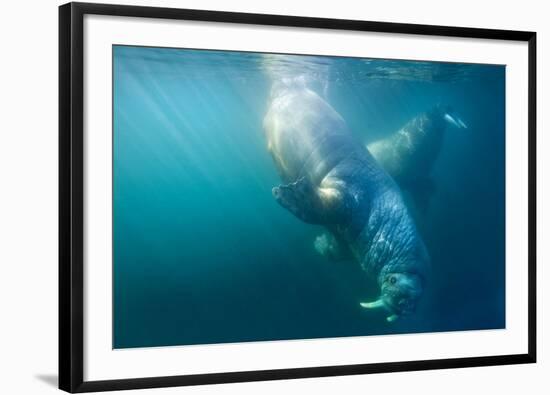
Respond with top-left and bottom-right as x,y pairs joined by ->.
59,2 -> 537,393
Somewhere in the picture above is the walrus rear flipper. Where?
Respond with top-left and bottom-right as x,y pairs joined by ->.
272,177 -> 351,225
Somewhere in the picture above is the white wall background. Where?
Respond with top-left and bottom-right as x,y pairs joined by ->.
0,0 -> 546,393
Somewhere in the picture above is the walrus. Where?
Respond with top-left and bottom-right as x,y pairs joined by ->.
263,76 -> 430,322
367,105 -> 467,211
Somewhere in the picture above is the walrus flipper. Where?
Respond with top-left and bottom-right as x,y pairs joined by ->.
272,177 -> 350,224
314,231 -> 353,262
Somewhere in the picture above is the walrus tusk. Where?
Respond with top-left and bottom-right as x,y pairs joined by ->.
457,118 -> 468,129
360,299 -> 385,309
386,314 -> 399,322
444,113 -> 468,129
361,301 -> 400,323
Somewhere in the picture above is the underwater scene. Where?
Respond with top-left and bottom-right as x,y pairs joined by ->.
113,45 -> 505,349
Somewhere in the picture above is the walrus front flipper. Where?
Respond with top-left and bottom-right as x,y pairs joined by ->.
314,231 -> 353,262
272,177 -> 351,224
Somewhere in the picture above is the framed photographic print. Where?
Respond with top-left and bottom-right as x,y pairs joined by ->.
59,2 -> 536,393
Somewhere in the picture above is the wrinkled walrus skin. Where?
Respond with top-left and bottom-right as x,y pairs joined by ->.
263,81 -> 430,322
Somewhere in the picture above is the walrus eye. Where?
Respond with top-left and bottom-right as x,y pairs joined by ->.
389,276 -> 397,285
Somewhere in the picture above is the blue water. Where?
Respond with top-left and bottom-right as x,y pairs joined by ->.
113,45 -> 505,349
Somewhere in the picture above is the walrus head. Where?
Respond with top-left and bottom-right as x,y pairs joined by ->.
361,272 -> 424,322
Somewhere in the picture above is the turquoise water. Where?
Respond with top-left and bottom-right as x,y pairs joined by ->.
113,45 -> 505,349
